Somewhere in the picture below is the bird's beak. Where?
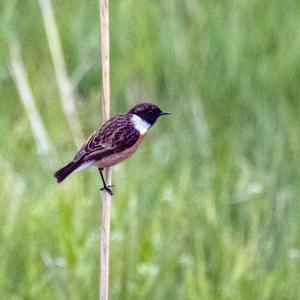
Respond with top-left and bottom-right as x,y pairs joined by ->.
160,111 -> 171,116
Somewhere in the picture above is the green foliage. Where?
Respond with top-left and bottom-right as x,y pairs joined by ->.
1,0 -> 300,299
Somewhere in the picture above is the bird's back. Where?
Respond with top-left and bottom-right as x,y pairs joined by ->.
73,114 -> 141,164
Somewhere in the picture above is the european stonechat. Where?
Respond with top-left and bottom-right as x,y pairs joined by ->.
54,103 -> 170,195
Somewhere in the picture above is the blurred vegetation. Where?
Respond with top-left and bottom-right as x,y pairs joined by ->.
1,0 -> 300,299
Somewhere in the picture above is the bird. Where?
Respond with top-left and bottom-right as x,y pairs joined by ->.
54,102 -> 170,195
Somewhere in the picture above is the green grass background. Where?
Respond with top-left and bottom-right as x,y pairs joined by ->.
1,0 -> 300,299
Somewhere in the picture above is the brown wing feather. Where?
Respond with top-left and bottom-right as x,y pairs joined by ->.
73,115 -> 140,163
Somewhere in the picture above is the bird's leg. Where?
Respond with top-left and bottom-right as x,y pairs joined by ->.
98,169 -> 113,195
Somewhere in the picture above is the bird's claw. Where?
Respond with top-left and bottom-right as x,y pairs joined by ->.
100,185 -> 114,195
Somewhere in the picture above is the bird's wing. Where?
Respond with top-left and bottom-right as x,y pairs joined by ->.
73,115 -> 140,162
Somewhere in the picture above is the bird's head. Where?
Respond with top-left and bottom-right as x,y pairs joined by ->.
128,103 -> 170,126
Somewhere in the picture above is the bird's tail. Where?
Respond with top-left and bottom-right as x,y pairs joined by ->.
54,161 -> 79,183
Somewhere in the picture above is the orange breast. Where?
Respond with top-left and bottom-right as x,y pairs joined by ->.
93,134 -> 145,169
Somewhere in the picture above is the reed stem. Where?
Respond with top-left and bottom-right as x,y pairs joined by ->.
99,0 -> 111,299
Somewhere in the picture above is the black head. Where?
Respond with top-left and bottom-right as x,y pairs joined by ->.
127,103 -> 170,126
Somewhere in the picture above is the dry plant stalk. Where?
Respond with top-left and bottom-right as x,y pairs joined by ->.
99,0 -> 112,299
9,39 -> 56,163
38,0 -> 84,147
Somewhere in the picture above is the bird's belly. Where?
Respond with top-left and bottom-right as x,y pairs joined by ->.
93,135 -> 144,169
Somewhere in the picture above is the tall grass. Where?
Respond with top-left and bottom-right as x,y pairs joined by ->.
1,0 -> 300,299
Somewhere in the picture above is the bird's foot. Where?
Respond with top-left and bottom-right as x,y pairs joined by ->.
100,185 -> 114,196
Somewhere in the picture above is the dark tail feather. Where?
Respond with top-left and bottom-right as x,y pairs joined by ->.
54,161 -> 79,183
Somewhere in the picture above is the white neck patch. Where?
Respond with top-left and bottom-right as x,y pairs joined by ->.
131,114 -> 151,135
